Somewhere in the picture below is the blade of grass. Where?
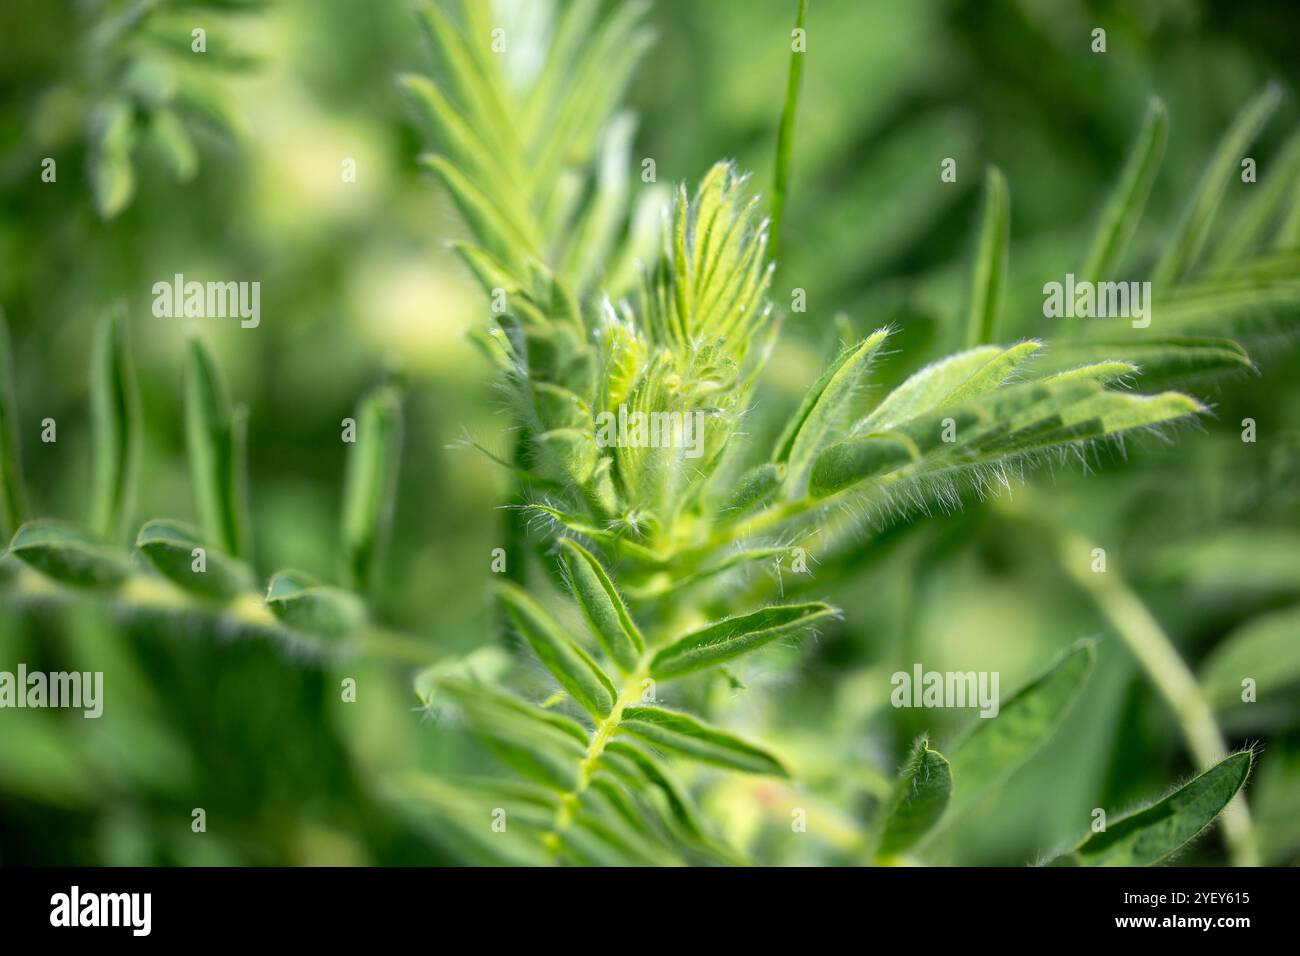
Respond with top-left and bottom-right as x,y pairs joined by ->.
90,307 -> 138,542
1079,98 -> 1168,284
0,308 -> 28,540
769,0 -> 807,262
1153,83 -> 1281,287
963,165 -> 1009,348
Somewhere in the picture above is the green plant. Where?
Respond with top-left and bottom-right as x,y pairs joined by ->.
3,0 -> 1292,868
376,1 -> 1271,865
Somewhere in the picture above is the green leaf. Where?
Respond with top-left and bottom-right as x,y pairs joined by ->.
265,570 -> 366,638
650,602 -> 836,679
1035,337 -> 1251,390
89,308 -> 138,542
948,641 -> 1095,811
561,111 -> 637,294
340,384 -> 403,594
184,337 -> 249,559
875,736 -> 952,858
617,706 -> 787,776
557,539 -> 644,672
0,308 -> 28,541
854,344 -> 1014,435
381,773 -> 555,866
720,462 -> 784,516
769,0 -> 807,259
148,108 -> 199,182
772,328 -> 890,489
1153,84 -> 1281,286
1046,752 -> 1253,866
963,165 -> 1009,347
1079,98 -> 1168,283
136,519 -> 255,601
8,519 -> 131,589
1211,127 -> 1300,269
89,97 -> 136,219
1201,605 -> 1300,710
495,581 -> 616,719
602,739 -> 707,839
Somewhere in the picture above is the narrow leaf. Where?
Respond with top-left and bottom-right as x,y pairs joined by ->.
1079,98 -> 1168,283
1153,84 -> 1281,286
341,384 -> 403,594
772,328 -> 890,488
948,641 -> 1095,810
1212,126 -> 1300,269
557,538 -> 644,672
184,337 -> 249,558
1046,752 -> 1253,866
496,581 -> 616,718
650,602 -> 836,679
617,706 -> 788,776
89,307 -> 138,541
0,308 -> 27,540
1201,605 -> 1300,710
963,166 -> 1009,347
769,0 -> 808,259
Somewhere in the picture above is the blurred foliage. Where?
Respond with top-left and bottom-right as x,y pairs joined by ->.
1,0 -> 1299,865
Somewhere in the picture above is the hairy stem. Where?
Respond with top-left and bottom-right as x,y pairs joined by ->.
543,661 -> 649,853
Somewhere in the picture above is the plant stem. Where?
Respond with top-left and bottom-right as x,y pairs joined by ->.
1051,525 -> 1260,867
543,662 -> 649,853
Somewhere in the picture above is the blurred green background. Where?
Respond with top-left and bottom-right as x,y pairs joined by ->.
1,0 -> 1298,865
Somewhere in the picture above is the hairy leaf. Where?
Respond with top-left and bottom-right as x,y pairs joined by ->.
557,539 -> 644,672
617,706 -> 787,776
875,737 -> 952,857
948,641 -> 1095,810
1046,752 -> 1252,866
496,581 -> 616,718
650,602 -> 836,679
